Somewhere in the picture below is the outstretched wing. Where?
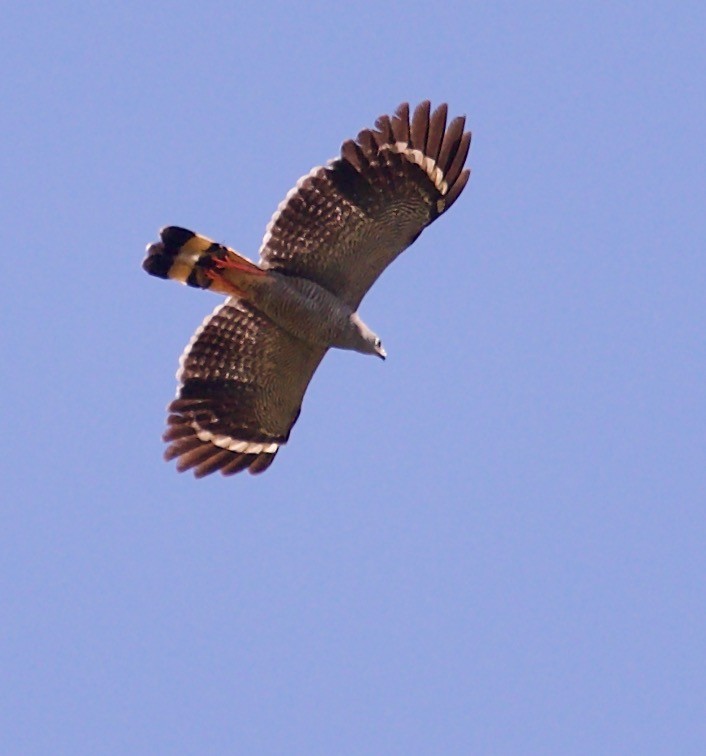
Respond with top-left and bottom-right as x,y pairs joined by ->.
259,101 -> 471,309
163,299 -> 326,477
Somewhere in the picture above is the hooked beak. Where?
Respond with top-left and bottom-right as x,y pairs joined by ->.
376,344 -> 387,360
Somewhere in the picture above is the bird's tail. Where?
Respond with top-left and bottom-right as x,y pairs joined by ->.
143,226 -> 266,297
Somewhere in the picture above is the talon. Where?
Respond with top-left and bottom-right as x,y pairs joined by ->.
214,254 -> 254,273
205,269 -> 246,297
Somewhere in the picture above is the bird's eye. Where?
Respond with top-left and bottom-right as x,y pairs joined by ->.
374,337 -> 381,347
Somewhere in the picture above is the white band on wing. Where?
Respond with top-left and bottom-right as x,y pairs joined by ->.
385,142 -> 449,195
194,426 -> 279,455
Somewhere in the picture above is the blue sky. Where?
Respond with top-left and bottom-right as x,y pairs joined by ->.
2,2 -> 705,753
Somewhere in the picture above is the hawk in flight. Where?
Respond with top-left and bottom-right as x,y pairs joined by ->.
143,101 -> 471,477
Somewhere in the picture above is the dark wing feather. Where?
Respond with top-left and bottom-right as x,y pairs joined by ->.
163,299 -> 326,477
259,101 -> 471,309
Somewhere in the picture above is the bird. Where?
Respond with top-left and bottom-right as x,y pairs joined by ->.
143,101 -> 471,478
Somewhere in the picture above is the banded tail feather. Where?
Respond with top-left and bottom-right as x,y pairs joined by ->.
143,226 -> 265,296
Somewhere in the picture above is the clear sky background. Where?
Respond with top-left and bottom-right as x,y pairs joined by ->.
2,2 -> 705,753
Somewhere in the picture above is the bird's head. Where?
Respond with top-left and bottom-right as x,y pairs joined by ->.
371,336 -> 387,360
350,313 -> 386,360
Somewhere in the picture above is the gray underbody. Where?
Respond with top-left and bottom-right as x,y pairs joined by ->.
250,272 -> 380,356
